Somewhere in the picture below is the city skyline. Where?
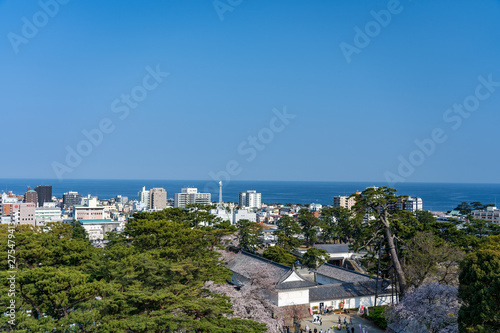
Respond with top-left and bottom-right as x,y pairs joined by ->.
1,0 -> 500,184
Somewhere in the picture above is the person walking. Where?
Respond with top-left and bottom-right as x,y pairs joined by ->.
338,317 -> 341,324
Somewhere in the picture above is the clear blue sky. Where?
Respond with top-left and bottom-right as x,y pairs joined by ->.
1,0 -> 499,183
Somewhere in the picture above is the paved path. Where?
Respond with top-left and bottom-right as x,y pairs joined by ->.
298,311 -> 385,333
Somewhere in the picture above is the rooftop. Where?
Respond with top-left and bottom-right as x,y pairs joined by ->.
79,219 -> 118,224
315,263 -> 372,283
309,280 -> 391,301
313,244 -> 351,253
226,251 -> 315,289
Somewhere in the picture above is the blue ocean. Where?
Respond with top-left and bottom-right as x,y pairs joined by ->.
1,179 -> 500,212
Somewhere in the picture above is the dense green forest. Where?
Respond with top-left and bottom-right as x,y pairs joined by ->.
0,209 -> 267,332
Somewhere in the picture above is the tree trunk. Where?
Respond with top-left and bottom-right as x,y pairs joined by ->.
384,225 -> 407,296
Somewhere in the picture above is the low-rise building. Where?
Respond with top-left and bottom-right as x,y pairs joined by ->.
472,206 -> 500,224
73,197 -> 105,221
209,208 -> 257,225
227,251 -> 393,309
309,203 -> 322,212
332,195 -> 357,210
233,209 -> 257,224
35,203 -> 62,225
79,219 -> 123,241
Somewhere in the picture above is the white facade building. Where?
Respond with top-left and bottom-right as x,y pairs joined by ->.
1,216 -> 11,224
209,208 -> 257,225
233,209 -> 257,224
82,225 -> 104,241
239,190 -> 262,209
175,188 -> 211,208
138,187 -> 150,208
403,197 -> 423,212
309,203 -> 322,212
35,203 -> 62,225
73,198 -> 105,221
133,201 -> 147,212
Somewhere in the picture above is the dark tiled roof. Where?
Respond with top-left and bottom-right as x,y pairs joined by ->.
226,251 -> 290,283
276,270 -> 317,290
314,244 -> 351,253
226,251 -> 315,289
277,280 -> 317,290
315,263 -> 371,283
309,280 -> 390,301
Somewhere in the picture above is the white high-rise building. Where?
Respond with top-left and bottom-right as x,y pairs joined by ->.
239,190 -> 262,209
174,188 -> 211,208
138,187 -> 150,208
403,197 -> 423,212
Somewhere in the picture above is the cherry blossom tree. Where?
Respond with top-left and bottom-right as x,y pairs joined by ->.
387,282 -> 460,333
205,279 -> 284,333
208,242 -> 287,333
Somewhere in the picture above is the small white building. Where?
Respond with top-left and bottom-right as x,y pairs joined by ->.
1,216 -> 12,224
79,219 -> 123,241
210,208 -> 257,225
309,203 -> 322,212
35,203 -> 62,225
233,209 -> 257,224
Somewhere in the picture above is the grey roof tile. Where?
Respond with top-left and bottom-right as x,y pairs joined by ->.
315,263 -> 371,283
309,280 -> 390,301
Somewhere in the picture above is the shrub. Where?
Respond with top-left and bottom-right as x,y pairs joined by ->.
368,306 -> 387,329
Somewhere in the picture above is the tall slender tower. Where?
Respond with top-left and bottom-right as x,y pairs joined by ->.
218,181 -> 223,209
